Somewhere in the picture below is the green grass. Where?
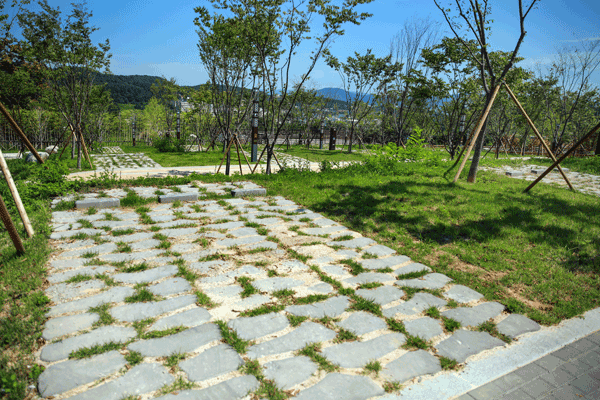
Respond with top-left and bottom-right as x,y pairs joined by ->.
295,294 -> 328,305
112,228 -> 135,236
340,259 -> 366,275
397,270 -> 429,280
69,342 -> 123,359
89,304 -> 116,326
402,335 -> 430,350
287,315 -> 308,327
363,360 -> 382,376
386,318 -> 407,334
250,159 -> 600,325
142,326 -> 187,340
440,356 -> 460,370
357,282 -> 383,289
239,304 -> 285,317
277,145 -> 369,163
125,288 -> 157,303
237,276 -> 258,298
195,290 -> 216,308
443,317 -> 461,332
477,320 -> 512,343
334,328 -> 358,343
424,306 -> 441,319
215,320 -> 252,354
66,274 -> 94,283
122,262 -> 149,273
297,343 -> 338,372
125,351 -> 143,366
287,248 -> 310,263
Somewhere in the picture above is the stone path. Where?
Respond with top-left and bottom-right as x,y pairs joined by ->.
92,153 -> 162,171
39,182 -> 549,400
480,164 -> 600,197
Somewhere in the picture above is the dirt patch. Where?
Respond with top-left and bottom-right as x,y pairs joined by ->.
504,283 -> 553,312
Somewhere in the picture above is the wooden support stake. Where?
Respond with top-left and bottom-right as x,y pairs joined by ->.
251,145 -> 268,174
525,121 -> 600,193
0,193 -> 24,255
504,83 -> 574,190
235,135 -> 253,171
453,84 -> 502,183
233,135 -> 244,176
0,149 -> 33,237
0,101 -> 44,164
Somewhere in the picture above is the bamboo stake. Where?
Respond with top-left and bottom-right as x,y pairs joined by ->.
504,83 -> 574,190
235,135 -> 253,170
453,84 -> 502,183
525,121 -> 600,193
216,136 -> 236,174
0,101 -> 44,164
233,135 -> 244,176
0,149 -> 33,237
251,145 -> 268,174
0,193 -> 24,255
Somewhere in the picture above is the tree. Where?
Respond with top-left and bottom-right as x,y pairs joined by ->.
150,76 -> 181,139
433,0 -> 540,182
196,0 -> 374,174
19,0 -> 111,168
327,49 -> 400,152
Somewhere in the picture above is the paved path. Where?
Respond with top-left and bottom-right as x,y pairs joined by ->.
480,164 -> 600,197
38,182 -> 600,400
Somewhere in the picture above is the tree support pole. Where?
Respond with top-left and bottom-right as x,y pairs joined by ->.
216,136 -> 236,175
503,83 -> 574,190
0,149 -> 33,237
525,121 -> 600,193
453,84 -> 501,183
235,134 -> 253,171
0,193 -> 24,255
0,101 -> 44,164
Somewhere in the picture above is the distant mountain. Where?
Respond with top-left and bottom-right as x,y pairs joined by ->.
317,87 -> 374,105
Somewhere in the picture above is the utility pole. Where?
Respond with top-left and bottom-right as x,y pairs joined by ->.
251,98 -> 258,162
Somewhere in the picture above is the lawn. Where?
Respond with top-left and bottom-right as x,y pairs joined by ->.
274,144 -> 370,163
252,160 -> 600,326
479,152 -> 600,175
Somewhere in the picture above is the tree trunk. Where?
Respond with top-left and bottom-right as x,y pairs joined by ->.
467,92 -> 494,183
595,132 -> 600,155
77,132 -> 82,169
71,132 -> 75,159
348,126 -> 354,153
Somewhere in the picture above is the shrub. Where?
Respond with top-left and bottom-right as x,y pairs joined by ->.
154,137 -> 187,153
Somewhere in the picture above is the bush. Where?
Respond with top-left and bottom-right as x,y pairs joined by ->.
154,137 -> 187,153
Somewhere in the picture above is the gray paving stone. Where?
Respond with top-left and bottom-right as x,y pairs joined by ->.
381,349 -> 442,383
382,292 -> 447,318
48,266 -> 116,284
286,296 -> 350,318
263,356 -> 317,390
329,237 -> 376,249
50,228 -> 103,240
112,265 -> 178,284
496,314 -> 541,339
180,344 -> 243,382
42,313 -> 100,341
45,280 -> 106,304
107,232 -> 153,243
67,363 -> 175,400
506,170 -> 524,177
37,351 -> 127,397
60,242 -> 119,259
404,317 -> 444,341
128,323 -> 221,357
148,308 -> 211,332
228,313 -> 290,340
76,198 -> 119,209
149,277 -> 192,296
162,227 -> 198,238
232,294 -> 271,310
435,329 -> 505,363
216,235 -> 264,248
130,238 -> 161,250
49,258 -> 87,270
322,333 -> 406,368
246,240 -> 277,250
336,311 -> 387,335
312,218 -> 338,227
110,294 -> 197,322
394,262 -> 432,276
205,285 -> 244,297
309,282 -> 334,293
159,193 -> 199,203
205,221 -> 245,230
294,373 -> 385,400
232,188 -> 267,197
253,277 -> 304,292
360,255 -> 411,270
344,272 -> 395,285
153,375 -> 260,400
355,285 -> 404,306
99,249 -> 163,263
40,326 -> 136,362
247,322 -> 336,359
363,245 -> 396,257
322,265 -> 350,276
444,285 -> 484,303
302,226 -> 345,235
441,302 -> 505,327
92,220 -> 134,229
47,286 -> 135,317
190,260 -> 234,273
395,272 -> 452,289
336,249 -> 359,259
156,219 -> 196,228
278,259 -> 310,272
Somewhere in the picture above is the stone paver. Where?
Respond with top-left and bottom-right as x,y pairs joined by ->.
45,280 -> 106,304
285,296 -> 350,318
404,316 -> 444,340
336,311 -> 387,335
37,351 -> 127,397
381,349 -> 441,383
154,375 -> 260,400
263,356 -> 317,390
444,284 -> 484,303
383,292 -> 447,317
66,363 -> 174,400
47,286 -> 135,316
247,322 -> 336,359
294,373 -> 385,400
128,323 -> 221,357
355,285 -> 405,306
40,326 -> 136,362
228,313 -> 290,340
359,255 -> 411,270
180,344 -> 244,382
496,314 -> 541,339
110,294 -> 197,322
435,329 -> 505,363
322,333 -> 406,368
112,264 -> 178,284
395,272 -> 452,289
42,312 -> 99,341
148,308 -> 211,331
441,301 -> 505,327
252,277 -> 304,292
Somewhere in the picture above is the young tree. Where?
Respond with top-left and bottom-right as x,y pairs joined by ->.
327,49 -> 400,152
433,0 -> 540,182
196,0 -> 374,174
150,76 -> 180,139
19,0 -> 111,168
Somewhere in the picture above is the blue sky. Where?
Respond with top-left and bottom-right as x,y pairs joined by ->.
25,0 -> 600,88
